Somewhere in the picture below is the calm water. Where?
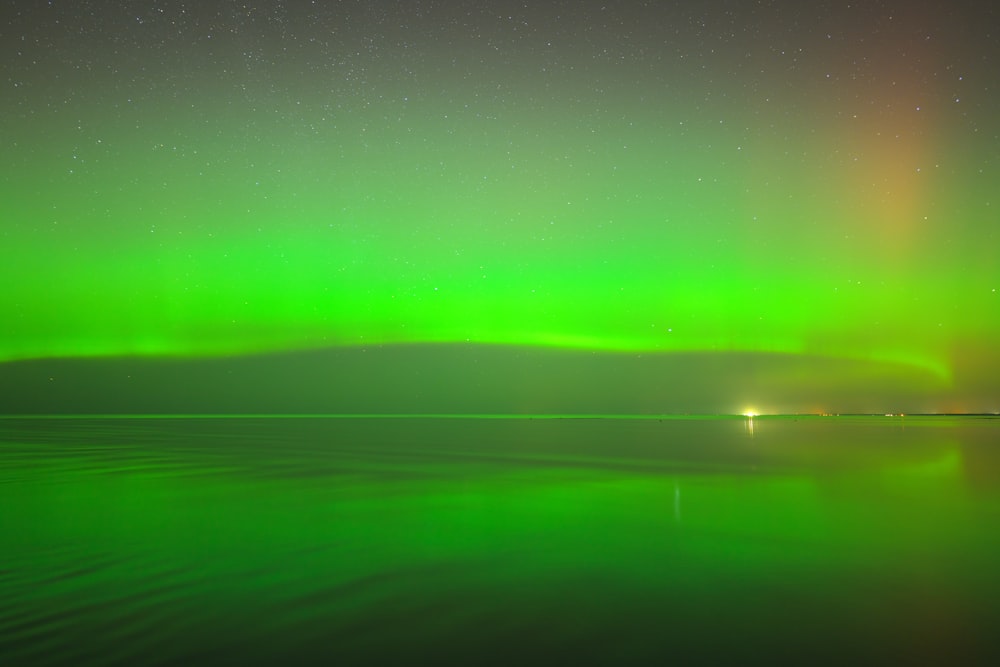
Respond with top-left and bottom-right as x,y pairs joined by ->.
2,415 -> 1000,664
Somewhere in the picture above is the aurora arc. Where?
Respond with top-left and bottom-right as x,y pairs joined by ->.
1,1 -> 998,412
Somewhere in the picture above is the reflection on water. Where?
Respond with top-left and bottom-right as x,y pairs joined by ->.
2,416 -> 1000,664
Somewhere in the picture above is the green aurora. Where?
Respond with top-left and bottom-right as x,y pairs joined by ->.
1,1 -> 998,412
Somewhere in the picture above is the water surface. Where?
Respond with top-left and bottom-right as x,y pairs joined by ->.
2,415 -> 999,664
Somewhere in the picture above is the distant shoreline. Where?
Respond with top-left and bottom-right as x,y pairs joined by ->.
1,413 -> 997,420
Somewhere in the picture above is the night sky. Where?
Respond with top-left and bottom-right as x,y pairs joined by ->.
2,1 -> 998,413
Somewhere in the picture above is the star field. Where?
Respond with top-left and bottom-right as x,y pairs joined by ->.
1,1 -> 998,412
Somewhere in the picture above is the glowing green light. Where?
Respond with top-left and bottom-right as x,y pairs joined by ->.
2,33 -> 997,409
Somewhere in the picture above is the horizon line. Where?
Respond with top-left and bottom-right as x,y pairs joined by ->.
0,413 -> 997,420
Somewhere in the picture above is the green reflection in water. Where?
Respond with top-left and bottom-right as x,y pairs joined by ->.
2,416 -> 999,664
